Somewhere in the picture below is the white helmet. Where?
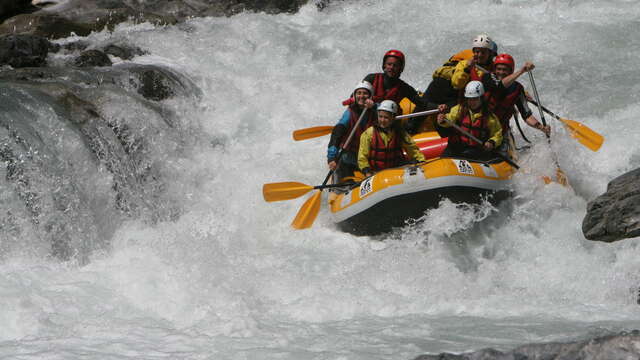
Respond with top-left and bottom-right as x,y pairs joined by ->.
472,33 -> 497,53
353,81 -> 373,97
378,100 -> 398,115
464,80 -> 485,98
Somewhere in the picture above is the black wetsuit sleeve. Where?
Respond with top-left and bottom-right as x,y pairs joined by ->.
515,92 -> 533,119
482,72 -> 505,93
327,124 -> 348,161
424,78 -> 459,108
403,82 -> 438,109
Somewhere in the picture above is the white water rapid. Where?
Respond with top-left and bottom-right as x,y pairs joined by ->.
1,0 -> 640,359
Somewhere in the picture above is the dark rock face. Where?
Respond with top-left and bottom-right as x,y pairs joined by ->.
0,0 -> 333,42
0,64 -> 195,102
134,68 -> 176,101
0,34 -> 50,67
103,44 -> 146,60
0,63 -> 198,260
414,330 -> 640,360
582,168 -> 640,242
0,0 -> 34,22
0,13 -> 92,39
74,49 -> 113,67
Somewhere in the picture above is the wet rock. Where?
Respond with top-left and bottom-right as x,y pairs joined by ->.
0,0 -> 322,39
0,34 -> 50,67
138,0 -> 211,19
244,0 -> 309,14
86,8 -> 178,31
132,67 -> 176,101
0,13 -> 92,39
315,0 -> 333,11
102,44 -> 146,60
196,0 -> 310,16
62,40 -> 90,52
74,49 -> 112,67
414,330 -> 640,360
0,0 -> 35,22
582,168 -> 640,242
34,5 -> 177,33
0,63 -> 196,259
0,63 -> 196,102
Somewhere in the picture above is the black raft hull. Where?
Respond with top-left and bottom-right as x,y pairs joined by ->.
336,186 -> 511,236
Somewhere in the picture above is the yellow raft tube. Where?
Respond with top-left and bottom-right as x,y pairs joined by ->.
329,153 -> 516,235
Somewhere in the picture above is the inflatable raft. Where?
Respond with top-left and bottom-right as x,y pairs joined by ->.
329,133 -> 516,235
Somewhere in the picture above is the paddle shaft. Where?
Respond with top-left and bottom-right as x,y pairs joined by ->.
329,108 -> 439,175
448,122 -> 520,169
396,108 -> 439,120
324,107 -> 370,185
527,71 -> 569,185
527,72 -> 549,130
477,63 -> 554,125
527,99 -> 561,121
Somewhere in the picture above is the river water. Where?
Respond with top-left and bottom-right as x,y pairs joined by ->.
1,0 -> 639,359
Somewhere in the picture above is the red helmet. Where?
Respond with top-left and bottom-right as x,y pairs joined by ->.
382,49 -> 405,72
494,53 -> 515,71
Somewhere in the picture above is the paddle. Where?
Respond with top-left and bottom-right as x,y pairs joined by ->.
445,121 -> 520,169
476,63 -> 603,151
292,126 -> 334,141
528,71 -> 569,186
263,181 -> 355,202
527,99 -> 603,152
290,107 -> 370,229
292,109 -> 439,141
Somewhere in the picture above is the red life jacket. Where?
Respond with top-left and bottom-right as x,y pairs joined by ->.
342,73 -> 402,106
486,82 -> 523,133
371,73 -> 402,103
469,65 -> 484,82
341,106 -> 375,153
457,64 -> 492,102
367,127 -> 405,171
448,109 -> 489,148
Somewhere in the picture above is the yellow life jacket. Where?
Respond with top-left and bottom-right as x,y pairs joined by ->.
431,49 -> 474,81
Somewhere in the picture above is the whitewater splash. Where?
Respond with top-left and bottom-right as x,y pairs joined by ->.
1,1 -> 640,359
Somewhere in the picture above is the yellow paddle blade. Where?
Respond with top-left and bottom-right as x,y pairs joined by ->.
262,182 -> 313,202
291,190 -> 322,230
559,118 -> 604,152
292,126 -> 334,141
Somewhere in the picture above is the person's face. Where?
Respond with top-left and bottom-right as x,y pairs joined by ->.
472,47 -> 491,65
377,110 -> 394,128
467,97 -> 482,110
494,64 -> 513,79
354,89 -> 370,107
383,57 -> 402,78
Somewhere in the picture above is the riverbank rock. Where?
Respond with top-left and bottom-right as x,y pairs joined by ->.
0,63 -> 196,102
0,34 -> 51,67
414,330 -> 640,360
103,44 -> 146,60
74,49 -> 112,67
0,1 -> 334,41
0,0 -> 34,22
582,168 -> 640,242
0,13 -> 92,39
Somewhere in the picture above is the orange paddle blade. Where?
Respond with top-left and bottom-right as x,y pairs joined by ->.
293,126 -> 334,141
555,167 -> 570,187
542,168 -> 570,187
263,182 -> 313,202
559,118 -> 604,152
291,191 -> 322,230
